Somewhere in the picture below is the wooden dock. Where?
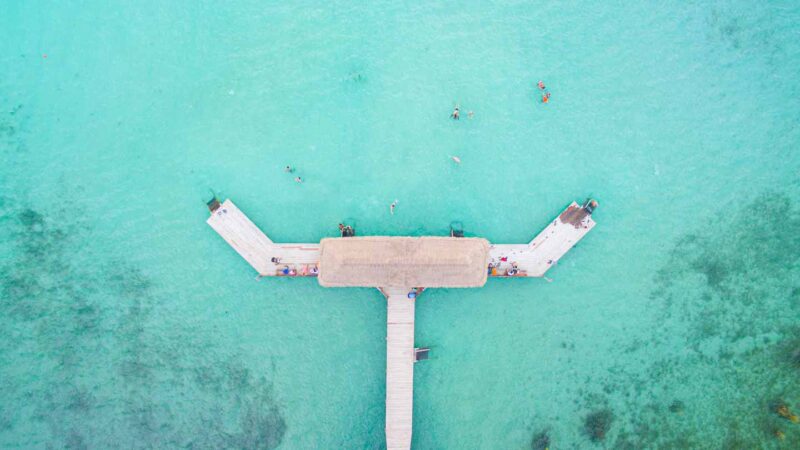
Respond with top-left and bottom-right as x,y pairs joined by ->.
383,287 -> 416,450
487,202 -> 596,277
206,199 -> 320,276
206,199 -> 274,274
206,198 -> 597,450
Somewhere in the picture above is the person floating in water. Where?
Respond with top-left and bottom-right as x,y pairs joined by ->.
467,110 -> 474,119
284,165 -> 294,173
537,81 -> 551,103
451,105 -> 460,120
390,199 -> 398,215
294,176 -> 303,183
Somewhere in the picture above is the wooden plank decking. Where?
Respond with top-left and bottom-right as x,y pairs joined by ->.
488,202 -> 596,277
384,287 -> 416,450
207,200 -> 274,274
208,199 -> 595,280
207,200 -> 320,276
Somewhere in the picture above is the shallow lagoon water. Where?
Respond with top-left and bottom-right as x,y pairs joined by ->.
1,1 -> 799,448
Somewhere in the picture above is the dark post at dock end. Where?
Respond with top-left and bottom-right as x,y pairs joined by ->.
207,197 -> 221,213
583,199 -> 598,215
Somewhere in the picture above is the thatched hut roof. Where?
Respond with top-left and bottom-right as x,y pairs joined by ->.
318,237 -> 489,288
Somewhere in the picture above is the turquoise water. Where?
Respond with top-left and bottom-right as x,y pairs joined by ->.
2,1 -> 799,448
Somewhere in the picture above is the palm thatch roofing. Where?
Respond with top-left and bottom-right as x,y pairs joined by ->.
317,237 -> 490,288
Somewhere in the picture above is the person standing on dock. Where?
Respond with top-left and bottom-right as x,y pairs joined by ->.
338,224 -> 355,237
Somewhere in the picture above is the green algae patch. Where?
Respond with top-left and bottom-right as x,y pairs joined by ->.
0,199 -> 287,449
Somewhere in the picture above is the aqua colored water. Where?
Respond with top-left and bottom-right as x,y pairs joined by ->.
2,1 -> 799,448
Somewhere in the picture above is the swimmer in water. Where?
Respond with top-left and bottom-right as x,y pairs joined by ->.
294,176 -> 303,183
284,165 -> 294,173
537,80 -> 545,90
390,200 -> 398,215
451,105 -> 460,120
450,155 -> 461,164
542,92 -> 551,103
467,110 -> 474,119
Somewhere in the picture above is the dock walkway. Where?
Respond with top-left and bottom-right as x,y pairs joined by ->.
207,200 -> 320,276
488,202 -> 595,277
383,287 -> 416,450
